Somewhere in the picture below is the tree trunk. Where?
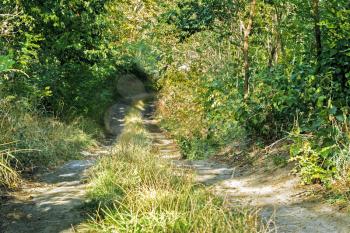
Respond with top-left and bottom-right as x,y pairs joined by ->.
274,5 -> 285,59
243,0 -> 257,98
311,0 -> 322,65
268,46 -> 277,68
269,4 -> 285,68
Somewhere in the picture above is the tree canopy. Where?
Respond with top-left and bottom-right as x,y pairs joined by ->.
1,0 -> 350,191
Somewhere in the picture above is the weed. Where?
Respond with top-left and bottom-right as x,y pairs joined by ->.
272,155 -> 288,167
0,98 -> 99,188
0,143 -> 20,189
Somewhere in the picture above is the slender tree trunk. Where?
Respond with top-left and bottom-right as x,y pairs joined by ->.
311,0 -> 322,65
268,46 -> 277,68
274,5 -> 285,59
243,30 -> 251,96
268,9 -> 280,68
268,5 -> 285,68
243,0 -> 257,98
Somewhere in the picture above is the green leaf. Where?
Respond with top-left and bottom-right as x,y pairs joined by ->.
318,146 -> 335,159
335,115 -> 345,122
0,55 -> 15,72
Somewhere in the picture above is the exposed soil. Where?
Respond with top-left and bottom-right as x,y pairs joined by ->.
184,160 -> 350,233
0,149 -> 110,233
0,102 -> 129,233
145,115 -> 350,233
0,160 -> 93,233
1,101 -> 350,233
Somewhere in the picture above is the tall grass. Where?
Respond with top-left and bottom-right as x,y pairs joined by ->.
328,122 -> 350,203
79,101 -> 263,233
0,98 -> 99,189
0,143 -> 20,189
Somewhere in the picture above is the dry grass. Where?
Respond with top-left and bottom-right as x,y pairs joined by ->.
0,143 -> 20,189
79,101 -> 264,233
0,98 -> 99,189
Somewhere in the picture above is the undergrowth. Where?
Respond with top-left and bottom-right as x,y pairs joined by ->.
0,98 -> 99,189
290,120 -> 350,203
0,143 -> 20,189
79,101 -> 263,233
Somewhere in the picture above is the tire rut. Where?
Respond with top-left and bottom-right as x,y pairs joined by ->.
145,116 -> 350,233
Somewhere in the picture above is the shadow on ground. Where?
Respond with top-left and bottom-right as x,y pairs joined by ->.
0,102 -> 131,233
0,160 -> 94,233
145,111 -> 350,233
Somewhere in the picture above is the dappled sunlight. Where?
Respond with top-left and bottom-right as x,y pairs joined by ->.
2,1 -> 348,232
172,158 -> 350,232
1,160 -> 96,232
80,101 -> 263,233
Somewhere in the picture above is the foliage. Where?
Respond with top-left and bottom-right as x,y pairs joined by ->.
0,0 -> 349,205
290,132 -> 337,185
0,0 -> 119,119
151,0 -> 350,190
290,118 -> 350,185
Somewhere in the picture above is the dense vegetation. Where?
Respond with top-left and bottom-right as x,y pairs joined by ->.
153,0 -> 350,196
1,0 -> 349,230
1,0 -> 111,188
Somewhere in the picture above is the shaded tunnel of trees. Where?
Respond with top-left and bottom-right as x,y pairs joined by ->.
1,0 -> 350,206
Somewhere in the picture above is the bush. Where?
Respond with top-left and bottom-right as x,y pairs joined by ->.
290,118 -> 350,187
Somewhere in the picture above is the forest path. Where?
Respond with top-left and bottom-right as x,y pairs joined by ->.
1,100 -> 350,233
0,73 -> 149,233
0,102 -> 128,233
1,159 -> 97,233
145,110 -> 350,233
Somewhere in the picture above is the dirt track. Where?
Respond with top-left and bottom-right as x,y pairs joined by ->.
1,101 -> 350,233
0,159 -> 95,233
0,102 -> 126,233
145,114 -> 350,233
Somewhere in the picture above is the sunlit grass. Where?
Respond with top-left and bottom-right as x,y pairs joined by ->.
0,143 -> 20,189
0,98 -> 99,189
79,101 -> 264,233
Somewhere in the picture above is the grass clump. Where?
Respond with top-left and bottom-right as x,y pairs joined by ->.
80,101 -> 262,233
0,143 -> 20,189
0,98 -> 99,188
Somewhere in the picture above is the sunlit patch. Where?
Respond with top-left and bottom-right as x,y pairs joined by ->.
59,173 -> 77,178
